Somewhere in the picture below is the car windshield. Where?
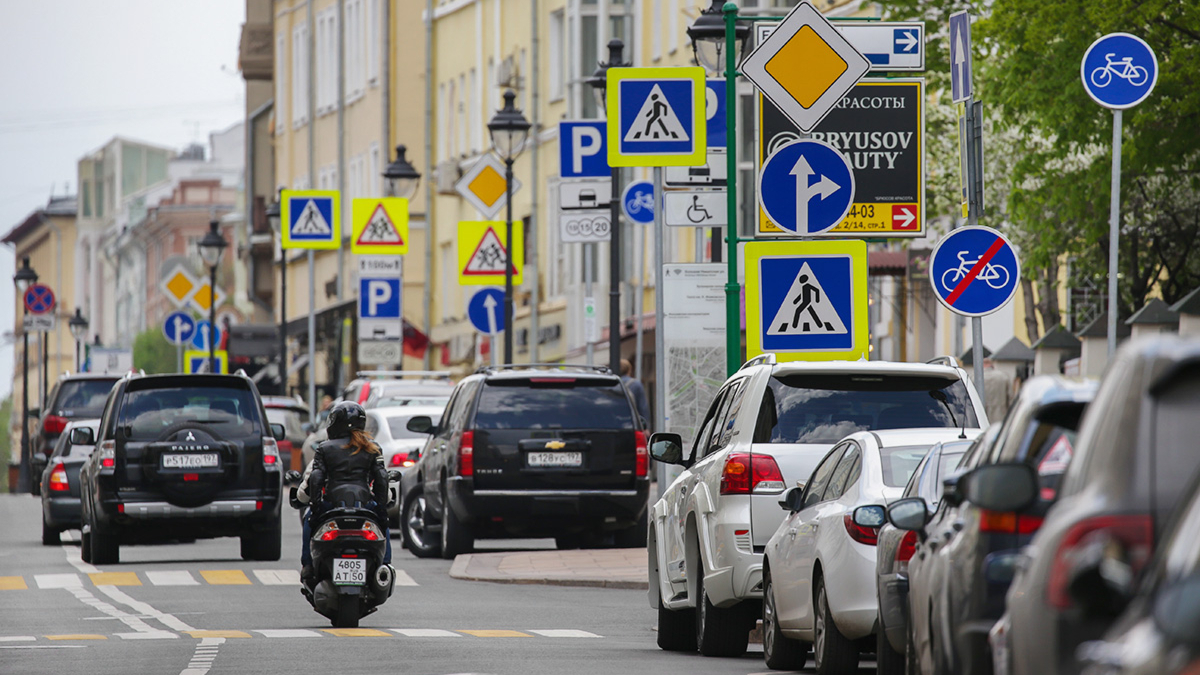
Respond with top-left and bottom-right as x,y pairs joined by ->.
473,379 -> 635,430
55,379 -> 118,417
758,374 -> 979,444
387,414 -> 441,440
118,386 -> 263,441
880,445 -> 937,487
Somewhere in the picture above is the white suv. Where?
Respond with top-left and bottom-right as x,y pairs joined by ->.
647,355 -> 987,657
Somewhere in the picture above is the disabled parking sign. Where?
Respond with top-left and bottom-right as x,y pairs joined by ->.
929,226 -> 1020,317
607,67 -> 707,167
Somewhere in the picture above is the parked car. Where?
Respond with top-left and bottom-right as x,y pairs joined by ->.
874,437 -> 976,675
342,370 -> 454,407
894,375 -> 1096,675
649,354 -> 987,657
995,337 -> 1200,675
34,373 -> 120,457
261,395 -> 309,471
364,405 -> 443,527
32,419 -> 100,545
763,428 -> 978,674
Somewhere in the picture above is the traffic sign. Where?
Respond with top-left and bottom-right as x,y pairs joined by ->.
949,11 -> 973,103
559,181 -> 611,211
705,80 -> 727,148
664,149 -> 727,188
606,66 -> 707,167
559,121 -> 610,178
281,190 -> 340,250
457,221 -> 523,286
192,320 -> 223,352
467,288 -> 506,336
184,350 -> 228,374
24,284 -> 55,315
744,239 -> 868,362
351,198 -> 409,255
23,315 -> 55,333
161,267 -> 198,308
358,341 -> 402,365
559,211 -> 611,244
740,2 -> 870,133
358,277 -> 403,341
621,180 -> 656,225
664,191 -> 726,227
187,282 -> 226,315
929,226 -> 1020,317
836,22 -> 925,71
456,155 -> 520,219
758,139 -> 855,236
162,311 -> 196,346
1081,33 -> 1158,110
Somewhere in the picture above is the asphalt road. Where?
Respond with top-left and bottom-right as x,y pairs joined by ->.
0,494 -> 870,675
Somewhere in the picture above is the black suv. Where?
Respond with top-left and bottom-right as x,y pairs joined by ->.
35,373 -> 121,457
79,372 -> 285,564
399,365 -> 649,559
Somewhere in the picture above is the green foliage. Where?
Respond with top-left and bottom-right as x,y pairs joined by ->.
0,396 -> 10,492
133,328 -> 177,375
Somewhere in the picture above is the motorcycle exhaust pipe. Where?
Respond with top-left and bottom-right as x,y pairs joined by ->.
373,563 -> 395,598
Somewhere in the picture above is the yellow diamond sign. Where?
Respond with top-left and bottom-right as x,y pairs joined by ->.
455,155 -> 521,219
163,270 -> 196,306
468,165 -> 508,209
764,26 -> 848,109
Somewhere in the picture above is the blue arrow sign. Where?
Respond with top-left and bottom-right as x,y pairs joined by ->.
929,226 -> 1020,317
162,311 -> 196,346
705,80 -> 726,149
559,121 -> 610,178
758,140 -> 855,235
192,320 -> 223,352
621,180 -> 656,225
949,11 -> 973,103
1081,33 -> 1158,110
468,288 -> 506,336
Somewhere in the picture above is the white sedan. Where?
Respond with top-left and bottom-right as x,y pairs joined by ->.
762,428 -> 980,675
365,405 -> 444,526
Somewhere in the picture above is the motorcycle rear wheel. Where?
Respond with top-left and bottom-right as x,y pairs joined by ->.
333,595 -> 360,628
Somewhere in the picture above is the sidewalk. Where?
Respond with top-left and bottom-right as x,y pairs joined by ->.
448,547 -> 648,589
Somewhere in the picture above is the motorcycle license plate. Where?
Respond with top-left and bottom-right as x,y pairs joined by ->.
527,451 -> 583,468
332,558 -> 366,586
161,453 -> 219,469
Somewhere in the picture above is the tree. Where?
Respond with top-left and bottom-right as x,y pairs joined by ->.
133,329 -> 177,374
0,396 -> 11,492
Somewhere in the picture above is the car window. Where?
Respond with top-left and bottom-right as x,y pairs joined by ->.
706,381 -> 744,456
472,378 -> 636,430
903,450 -> 932,499
50,430 -> 71,459
117,386 -> 262,441
437,386 -> 466,437
691,392 -> 726,460
802,444 -> 847,510
55,379 -> 119,417
823,443 -> 861,501
715,380 -> 749,449
879,445 -> 934,488
1148,371 -> 1200,532
928,450 -> 967,502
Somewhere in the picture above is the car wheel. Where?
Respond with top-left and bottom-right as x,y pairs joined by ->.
240,518 -> 282,561
611,509 -> 648,548
554,534 -> 583,550
403,490 -> 442,558
764,571 -> 808,670
877,624 -> 905,675
657,584 -> 697,652
42,519 -> 61,546
813,576 -> 858,675
89,510 -> 119,565
695,568 -> 749,657
439,491 -> 474,559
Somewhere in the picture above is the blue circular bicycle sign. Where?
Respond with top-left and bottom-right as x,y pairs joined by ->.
929,226 -> 1020,317
621,180 -> 655,224
1081,33 -> 1158,110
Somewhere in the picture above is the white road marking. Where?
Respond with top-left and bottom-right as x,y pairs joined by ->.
253,629 -> 323,638
393,569 -> 418,586
528,630 -> 602,638
94,585 -> 194,632
0,636 -> 36,642
145,571 -> 200,586
0,645 -> 87,649
252,569 -> 300,585
390,629 -> 462,638
180,637 -> 225,675
63,586 -> 165,636
35,574 -> 83,589
60,530 -> 76,542
61,543 -> 99,574
115,631 -> 178,640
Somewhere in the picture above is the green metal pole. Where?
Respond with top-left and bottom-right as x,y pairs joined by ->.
723,1 -> 740,377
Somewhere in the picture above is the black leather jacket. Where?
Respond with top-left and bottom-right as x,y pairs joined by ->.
307,437 -> 388,508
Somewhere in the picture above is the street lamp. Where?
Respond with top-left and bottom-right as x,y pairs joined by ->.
687,0 -> 750,74
13,256 -> 38,493
266,190 -> 286,394
487,90 -> 531,364
587,39 -> 630,374
197,219 -> 227,373
382,144 -> 421,200
68,308 -> 88,372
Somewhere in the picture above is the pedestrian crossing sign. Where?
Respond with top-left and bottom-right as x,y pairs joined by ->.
351,198 -> 409,255
184,350 -> 228,374
282,190 -> 340,250
744,240 -> 868,362
457,221 -> 523,286
607,67 -> 707,167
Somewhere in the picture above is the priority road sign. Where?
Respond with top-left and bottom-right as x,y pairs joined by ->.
744,239 -> 868,362
282,190 -> 340,250
184,349 -> 228,374
758,139 -> 855,235
24,284 -> 55,315
456,155 -> 520,219
949,11 -> 973,103
622,180 -> 656,225
161,268 -> 198,308
559,121 -> 610,178
1081,33 -> 1158,110
458,221 -> 522,286
837,22 -> 925,71
664,191 -> 726,228
606,66 -> 707,167
467,288 -> 506,336
351,198 -> 409,255
187,282 -> 226,315
192,320 -> 223,352
740,2 -> 870,133
929,226 -> 1020,317
162,311 -> 196,346
705,80 -> 727,148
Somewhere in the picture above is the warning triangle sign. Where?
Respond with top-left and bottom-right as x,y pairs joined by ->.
623,84 -> 689,143
357,203 -> 405,246
767,262 -> 847,335
462,227 -> 512,276
292,200 -> 332,235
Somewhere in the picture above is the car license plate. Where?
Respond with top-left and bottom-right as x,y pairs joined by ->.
526,451 -> 583,468
161,453 -> 219,469
332,558 -> 366,586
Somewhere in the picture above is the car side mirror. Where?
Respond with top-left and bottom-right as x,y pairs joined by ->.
960,463 -> 1038,513
1153,573 -> 1200,646
779,486 -> 805,512
649,432 -> 685,466
269,423 -> 286,441
69,427 -> 95,446
406,415 -> 435,435
853,505 -> 887,528
942,473 -> 964,507
888,497 -> 930,533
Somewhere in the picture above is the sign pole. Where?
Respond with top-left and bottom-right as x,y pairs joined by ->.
724,3 -> 741,377
964,99 -> 985,401
653,166 -> 666,435
308,250 -> 317,421
1106,109 -> 1123,357
585,243 -> 595,366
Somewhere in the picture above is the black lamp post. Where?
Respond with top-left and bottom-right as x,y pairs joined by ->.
69,308 -> 88,372
486,90 -> 531,364
587,39 -> 630,374
266,191 -> 285,393
383,144 -> 421,200
13,256 -> 38,493
197,220 -> 227,373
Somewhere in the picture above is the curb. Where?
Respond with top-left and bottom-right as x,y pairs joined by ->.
448,552 -> 649,590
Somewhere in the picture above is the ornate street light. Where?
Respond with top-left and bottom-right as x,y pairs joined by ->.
197,220 -> 228,372
382,144 -> 421,200
687,0 -> 750,74
486,90 -> 531,364
69,308 -> 88,372
13,256 -> 37,493
586,39 -> 631,110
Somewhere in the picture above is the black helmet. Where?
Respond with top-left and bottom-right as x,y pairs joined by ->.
326,401 -> 367,439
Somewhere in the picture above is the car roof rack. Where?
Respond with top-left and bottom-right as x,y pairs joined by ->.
739,353 -> 777,371
474,363 -> 614,375
355,370 -> 453,380
925,356 -> 962,369
120,369 -> 146,381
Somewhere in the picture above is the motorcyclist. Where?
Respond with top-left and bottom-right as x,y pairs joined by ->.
300,401 -> 391,583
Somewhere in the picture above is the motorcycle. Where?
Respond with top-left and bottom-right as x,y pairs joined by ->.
286,469 -> 401,628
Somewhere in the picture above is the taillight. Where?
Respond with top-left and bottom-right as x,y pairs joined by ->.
896,530 -> 918,574
1046,514 -> 1153,609
49,463 -> 69,492
719,453 -> 786,495
314,520 -> 383,541
635,431 -> 648,477
357,384 -> 370,404
44,415 -> 68,435
390,453 -> 404,467
844,514 -> 879,545
459,431 -> 474,477
98,440 -> 116,471
979,511 -> 1044,534
262,437 -> 280,468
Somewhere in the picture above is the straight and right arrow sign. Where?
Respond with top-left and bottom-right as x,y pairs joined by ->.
950,11 -> 974,102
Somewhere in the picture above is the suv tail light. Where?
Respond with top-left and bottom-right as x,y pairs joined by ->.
979,510 -> 1044,534
49,462 -> 69,492
44,415 -> 68,435
1046,514 -> 1153,609
357,383 -> 371,404
635,431 -> 648,477
720,453 -> 786,495
314,520 -> 383,541
98,440 -> 116,473
896,530 -> 918,574
262,437 -> 280,469
459,431 -> 474,477
844,514 -> 879,546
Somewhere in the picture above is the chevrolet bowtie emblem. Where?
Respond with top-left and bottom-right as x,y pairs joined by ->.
545,441 -> 566,450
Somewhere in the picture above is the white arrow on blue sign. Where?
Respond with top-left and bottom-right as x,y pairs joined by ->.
192,320 -> 223,352
162,311 -> 196,346
949,11 -> 973,103
558,121 -> 610,178
1081,33 -> 1158,110
758,140 -> 855,235
836,22 -> 925,71
929,226 -> 1020,317
468,288 -> 506,336
621,180 -> 656,225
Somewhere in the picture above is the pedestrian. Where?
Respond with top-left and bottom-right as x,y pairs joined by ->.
982,357 -> 1014,423
320,394 -> 333,411
620,359 -> 651,430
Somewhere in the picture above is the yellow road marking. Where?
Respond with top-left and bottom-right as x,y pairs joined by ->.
199,570 -> 252,585
185,630 -> 252,639
457,630 -> 533,638
322,629 -> 392,637
0,577 -> 28,590
46,634 -> 106,641
88,572 -> 141,586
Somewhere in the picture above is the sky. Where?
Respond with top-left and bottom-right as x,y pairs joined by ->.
0,1 -> 247,398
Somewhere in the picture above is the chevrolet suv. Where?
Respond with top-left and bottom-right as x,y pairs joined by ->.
79,372 -> 285,565
647,354 -> 987,657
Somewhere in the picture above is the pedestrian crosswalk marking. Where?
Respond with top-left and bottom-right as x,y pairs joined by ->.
457,630 -> 533,638
35,574 -> 82,589
3,569 -> 418,589
186,631 -> 251,639
0,577 -> 27,590
199,570 -> 251,585
323,629 -> 392,638
145,571 -> 199,586
252,570 -> 299,586
88,572 -> 141,586
623,84 -> 689,143
391,629 -> 462,637
0,636 -> 36,642
2,629 -> 607,641
255,629 -> 323,638
114,631 -> 177,640
530,629 -> 602,638
766,261 -> 847,336
393,569 -> 418,587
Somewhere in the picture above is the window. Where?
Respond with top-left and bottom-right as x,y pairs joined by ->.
549,10 -> 565,100
55,379 -> 120,417
438,83 -> 448,161
473,379 -> 635,430
118,386 -> 263,441
275,31 -> 287,132
823,444 -> 860,501
367,0 -> 380,85
879,445 -> 934,488
316,8 -> 338,113
715,380 -> 747,448
802,445 -> 847,510
652,0 -> 663,60
292,22 -> 310,126
669,0 -> 679,53
458,73 -> 467,156
345,0 -> 366,101
369,143 -> 381,196
469,68 -> 480,153
440,244 -> 454,320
